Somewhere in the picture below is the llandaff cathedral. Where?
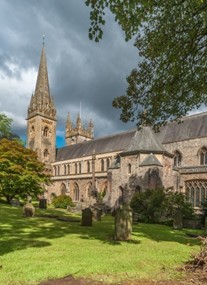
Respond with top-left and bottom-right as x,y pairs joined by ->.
27,45 -> 207,209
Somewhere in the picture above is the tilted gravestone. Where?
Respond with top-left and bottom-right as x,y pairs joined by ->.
23,203 -> 35,217
114,204 -> 132,241
173,208 -> 183,230
81,208 -> 93,226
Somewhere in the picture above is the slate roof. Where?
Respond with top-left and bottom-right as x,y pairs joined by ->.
56,129 -> 136,161
123,126 -> 167,155
56,112 -> 207,161
156,112 -> 207,144
140,153 -> 163,167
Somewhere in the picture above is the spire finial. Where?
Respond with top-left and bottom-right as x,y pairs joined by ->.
42,34 -> 45,46
80,101 -> 82,119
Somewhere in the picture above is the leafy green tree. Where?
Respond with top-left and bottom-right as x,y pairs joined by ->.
0,138 -> 50,203
130,188 -> 194,223
130,188 -> 166,223
0,114 -> 13,138
86,0 -> 207,129
163,190 -> 194,219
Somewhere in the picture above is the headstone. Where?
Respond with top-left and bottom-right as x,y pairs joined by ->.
39,198 -> 47,209
205,217 -> 207,235
81,208 -> 93,226
93,208 -> 102,221
66,205 -> 71,212
173,208 -> 183,230
114,204 -> 132,241
23,203 -> 35,217
76,203 -> 82,212
11,199 -> 20,207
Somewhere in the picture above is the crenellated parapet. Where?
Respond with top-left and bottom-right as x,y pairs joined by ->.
66,113 -> 94,145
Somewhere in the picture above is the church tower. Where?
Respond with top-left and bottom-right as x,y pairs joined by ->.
65,113 -> 94,145
27,43 -> 56,168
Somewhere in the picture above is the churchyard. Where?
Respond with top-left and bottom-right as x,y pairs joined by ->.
0,201 -> 204,285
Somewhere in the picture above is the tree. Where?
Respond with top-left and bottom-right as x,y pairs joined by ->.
85,0 -> 207,129
0,113 -> 21,141
0,138 -> 50,203
0,114 -> 13,138
130,188 -> 194,223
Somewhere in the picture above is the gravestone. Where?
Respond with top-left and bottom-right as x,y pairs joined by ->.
114,204 -> 132,241
81,208 -> 92,226
23,203 -> 35,217
173,208 -> 183,230
11,199 -> 20,207
39,198 -> 47,209
205,217 -> 207,235
93,208 -> 102,221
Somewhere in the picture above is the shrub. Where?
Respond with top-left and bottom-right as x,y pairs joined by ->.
130,188 -> 194,224
130,188 -> 166,223
201,198 -> 207,225
52,195 -> 74,209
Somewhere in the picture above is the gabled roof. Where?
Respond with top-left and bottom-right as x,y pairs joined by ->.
56,129 -> 136,161
140,153 -> 163,167
157,112 -> 207,144
122,126 -> 167,155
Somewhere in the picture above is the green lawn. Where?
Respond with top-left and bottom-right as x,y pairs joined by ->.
0,203 -> 202,285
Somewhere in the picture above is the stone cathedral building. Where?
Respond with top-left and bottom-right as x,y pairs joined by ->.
27,45 -> 207,209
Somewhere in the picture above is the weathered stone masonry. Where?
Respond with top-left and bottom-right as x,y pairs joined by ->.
27,45 -> 207,209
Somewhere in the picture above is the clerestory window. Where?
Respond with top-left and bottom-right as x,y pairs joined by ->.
173,150 -> 182,167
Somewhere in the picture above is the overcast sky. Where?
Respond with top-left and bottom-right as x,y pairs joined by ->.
0,0 -> 139,147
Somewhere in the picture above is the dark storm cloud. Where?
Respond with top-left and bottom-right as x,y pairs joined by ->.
0,0 -> 138,145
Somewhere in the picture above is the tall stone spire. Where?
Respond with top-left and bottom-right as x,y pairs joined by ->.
27,41 -> 57,166
27,44 -> 56,120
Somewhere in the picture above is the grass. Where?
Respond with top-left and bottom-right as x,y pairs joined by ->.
0,203 -> 202,285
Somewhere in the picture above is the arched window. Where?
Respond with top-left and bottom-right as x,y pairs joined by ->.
173,150 -> 182,167
57,166 -> 60,175
64,165 -> 67,175
67,164 -> 70,175
79,162 -> 82,174
101,159 -> 104,172
101,183 -> 107,198
74,183 -> 80,201
128,163 -> 132,174
87,183 -> 92,197
31,125 -> 35,137
75,163 -> 78,174
199,147 -> 207,165
43,126 -> 49,137
60,183 -> 67,195
44,149 -> 49,158
106,158 -> 110,169
53,166 -> 56,176
87,161 -> 91,173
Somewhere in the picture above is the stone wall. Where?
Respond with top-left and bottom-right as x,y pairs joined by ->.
164,137 -> 207,166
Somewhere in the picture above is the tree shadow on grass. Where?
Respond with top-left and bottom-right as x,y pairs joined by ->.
0,203 -> 200,258
132,222 -> 201,246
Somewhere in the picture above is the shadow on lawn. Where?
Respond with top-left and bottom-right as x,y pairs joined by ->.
0,203 -> 200,257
